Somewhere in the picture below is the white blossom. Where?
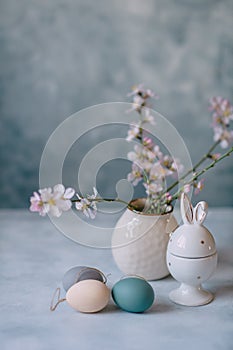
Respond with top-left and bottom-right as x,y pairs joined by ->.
75,187 -> 98,219
213,127 -> 233,148
30,185 -> 75,217
127,163 -> 143,186
143,181 -> 163,198
126,123 -> 140,141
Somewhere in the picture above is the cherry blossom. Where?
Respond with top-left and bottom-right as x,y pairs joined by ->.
213,127 -> 233,148
149,163 -> 170,180
210,153 -> 221,160
29,88 -> 233,218
183,184 -> 191,193
127,84 -> 145,97
126,123 -> 140,141
127,84 -> 158,99
75,187 -> 98,219
127,163 -> 143,186
209,97 -> 233,126
142,137 -> 154,150
127,84 -> 158,114
152,145 -> 163,159
29,185 -> 75,217
165,192 -> 173,202
143,181 -> 164,198
127,144 -> 156,173
209,97 -> 233,149
142,108 -> 155,125
194,179 -> 205,195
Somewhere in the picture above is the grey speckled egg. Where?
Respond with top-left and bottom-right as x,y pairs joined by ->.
62,266 -> 105,291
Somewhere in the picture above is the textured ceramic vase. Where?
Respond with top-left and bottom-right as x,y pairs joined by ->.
112,199 -> 178,280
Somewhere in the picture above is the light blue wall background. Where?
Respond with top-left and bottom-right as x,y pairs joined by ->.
0,0 -> 233,208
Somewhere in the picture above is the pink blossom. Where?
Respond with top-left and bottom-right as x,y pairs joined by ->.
143,136 -> 154,150
30,191 -> 44,214
127,84 -> 158,113
209,97 -> 233,125
183,184 -> 191,193
194,179 -> 205,195
209,96 -> 233,148
211,153 -> 221,160
165,192 -> 173,202
29,185 -> 75,217
127,84 -> 158,99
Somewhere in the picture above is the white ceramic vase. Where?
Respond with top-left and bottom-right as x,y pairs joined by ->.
112,199 -> 178,280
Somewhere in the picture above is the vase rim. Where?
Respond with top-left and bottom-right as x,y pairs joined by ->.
127,198 -> 173,216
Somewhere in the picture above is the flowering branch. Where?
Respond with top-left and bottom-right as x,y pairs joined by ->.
171,146 -> 233,201
30,186 -> 138,219
163,140 -> 221,195
72,197 -> 135,210
126,86 -> 233,212
29,87 -> 233,218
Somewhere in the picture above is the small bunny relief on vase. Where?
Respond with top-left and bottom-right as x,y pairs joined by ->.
166,193 -> 217,306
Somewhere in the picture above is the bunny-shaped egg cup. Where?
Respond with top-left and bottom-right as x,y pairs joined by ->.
166,193 -> 217,306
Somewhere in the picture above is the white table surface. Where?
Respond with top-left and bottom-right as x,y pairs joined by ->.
0,209 -> 233,350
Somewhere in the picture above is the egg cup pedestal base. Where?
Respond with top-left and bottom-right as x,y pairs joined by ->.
169,283 -> 214,306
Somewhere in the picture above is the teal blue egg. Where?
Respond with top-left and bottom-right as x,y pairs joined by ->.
112,277 -> 155,313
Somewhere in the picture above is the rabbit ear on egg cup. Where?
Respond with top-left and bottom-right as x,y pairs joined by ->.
166,193 -> 217,306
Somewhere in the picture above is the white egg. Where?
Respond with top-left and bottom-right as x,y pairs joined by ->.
66,280 -> 110,313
